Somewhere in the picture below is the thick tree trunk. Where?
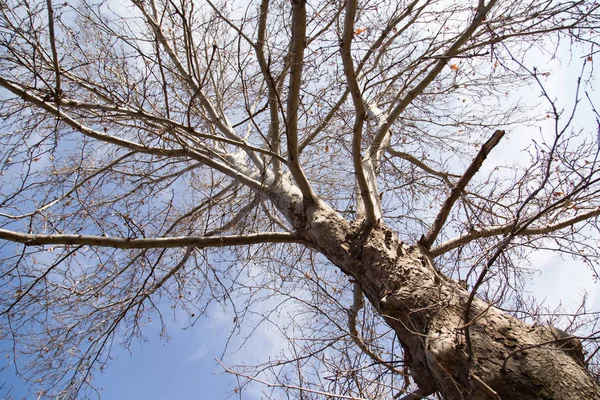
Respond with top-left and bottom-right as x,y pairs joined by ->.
293,199 -> 600,399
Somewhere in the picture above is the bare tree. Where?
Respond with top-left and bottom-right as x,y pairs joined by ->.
1,0 -> 600,398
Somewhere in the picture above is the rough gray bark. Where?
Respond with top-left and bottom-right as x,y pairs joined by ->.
282,196 -> 600,399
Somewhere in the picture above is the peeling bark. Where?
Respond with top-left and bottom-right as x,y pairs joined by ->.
284,198 -> 600,399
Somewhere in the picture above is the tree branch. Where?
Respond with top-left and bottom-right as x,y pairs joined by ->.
254,0 -> 284,176
386,147 -> 460,182
299,0 -> 426,155
420,130 -> 505,249
136,0 -> 266,171
0,77 -> 267,191
285,0 -> 315,200
216,358 -> 368,400
0,230 -> 306,249
45,0 -> 61,100
341,0 -> 377,226
431,207 -> 600,257
395,387 -> 434,400
57,99 -> 286,163
348,283 -> 404,375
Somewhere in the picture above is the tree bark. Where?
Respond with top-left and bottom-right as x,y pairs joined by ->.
288,198 -> 600,399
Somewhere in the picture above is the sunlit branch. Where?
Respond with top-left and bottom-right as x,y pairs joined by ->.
0,229 -> 305,249
255,0 -> 284,176
420,130 -> 505,250
300,1 -> 426,156
386,148 -> 459,182
45,0 -> 61,99
136,0 -> 266,171
0,77 -> 177,155
0,77 -> 267,190
431,207 -> 600,257
360,103 -> 389,221
341,0 -> 377,226
196,3 -> 288,177
285,0 -> 315,200
58,99 -> 285,162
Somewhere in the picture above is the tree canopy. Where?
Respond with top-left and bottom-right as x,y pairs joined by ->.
1,0 -> 600,398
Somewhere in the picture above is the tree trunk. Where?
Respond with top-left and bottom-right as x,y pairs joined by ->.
296,199 -> 600,399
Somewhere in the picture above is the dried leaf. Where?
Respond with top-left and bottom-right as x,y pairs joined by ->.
450,64 -> 459,71
355,27 -> 366,35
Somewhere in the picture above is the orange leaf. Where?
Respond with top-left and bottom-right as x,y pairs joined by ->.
588,56 -> 593,62
450,64 -> 459,71
325,144 -> 330,152
355,27 -> 366,35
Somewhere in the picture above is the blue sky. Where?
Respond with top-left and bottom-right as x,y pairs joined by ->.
96,327 -> 235,400
0,315 -> 240,400
0,286 -> 293,400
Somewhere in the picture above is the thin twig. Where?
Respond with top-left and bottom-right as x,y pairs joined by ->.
215,358 -> 369,400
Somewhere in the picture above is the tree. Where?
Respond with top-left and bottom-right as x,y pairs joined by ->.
0,0 -> 599,398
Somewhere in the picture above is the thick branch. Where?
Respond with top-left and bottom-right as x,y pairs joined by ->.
45,0 -> 61,99
420,130 -> 505,249
299,0 -> 425,155
430,207 -> 600,257
255,0 -> 284,175
0,229 -> 305,249
285,0 -> 315,200
341,0 -> 377,226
